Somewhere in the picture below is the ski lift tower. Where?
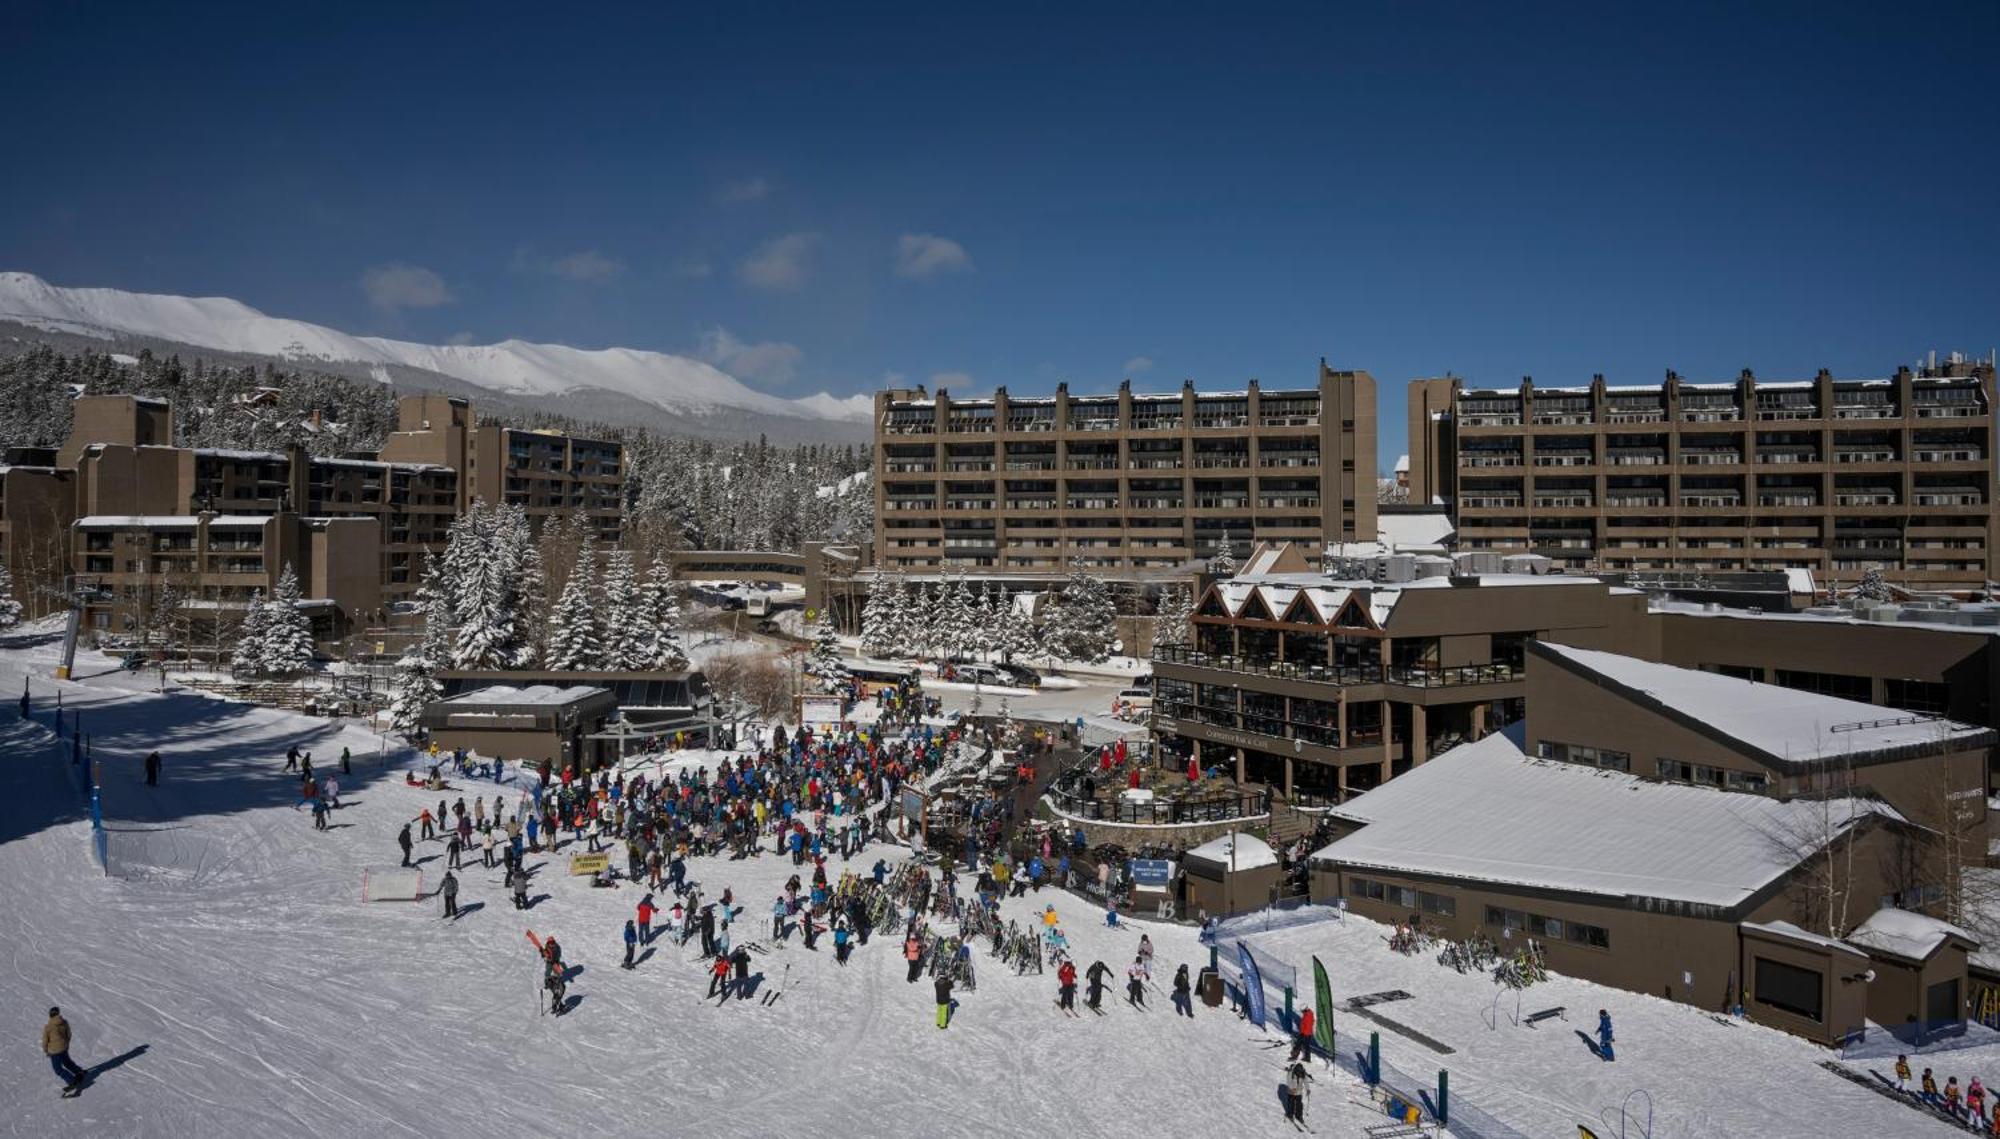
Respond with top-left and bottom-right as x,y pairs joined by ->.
49,574 -> 111,681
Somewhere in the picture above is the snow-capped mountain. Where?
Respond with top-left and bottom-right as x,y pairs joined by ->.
0,272 -> 873,435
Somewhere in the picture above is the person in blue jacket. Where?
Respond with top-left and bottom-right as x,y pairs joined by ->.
1596,1009 -> 1615,1061
622,920 -> 639,969
772,895 -> 788,942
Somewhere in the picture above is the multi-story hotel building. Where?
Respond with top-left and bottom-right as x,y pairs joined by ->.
382,394 -> 624,543
871,363 -> 1376,576
1407,358 -> 1998,587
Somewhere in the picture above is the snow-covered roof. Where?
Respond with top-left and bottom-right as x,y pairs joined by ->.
1741,920 -> 1864,956
1843,907 -> 1978,962
1242,545 -> 1288,576
195,448 -> 287,462
1185,833 -> 1278,870
1536,643 -> 1990,765
1315,728 -> 1901,909
438,685 -> 610,707
1376,512 -> 1455,551
77,515 -> 200,527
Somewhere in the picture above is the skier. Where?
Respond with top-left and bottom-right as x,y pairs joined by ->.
545,959 -> 567,1015
418,808 -> 435,842
341,746 -> 351,775
143,750 -> 160,786
43,1007 -> 86,1095
482,828 -> 497,869
1056,959 -> 1078,1014
1289,1007 -> 1315,1061
286,745 -> 300,772
1085,960 -> 1110,1011
1596,1009 -> 1615,1062
440,870 -> 459,918
324,776 -> 339,810
622,920 -> 639,969
1922,1068 -> 1939,1106
1126,957 -> 1147,1008
833,918 -> 852,965
1137,933 -> 1155,979
708,953 -> 732,1000
934,975 -> 955,1029
311,796 -> 329,832
1894,1055 -> 1911,1093
1283,1061 -> 1312,1128
637,896 -> 657,945
904,933 -> 924,982
511,867 -> 529,910
731,946 -> 752,995
447,834 -> 462,870
398,823 -> 414,868
699,905 -> 718,956
1172,963 -> 1194,1017
772,895 -> 788,942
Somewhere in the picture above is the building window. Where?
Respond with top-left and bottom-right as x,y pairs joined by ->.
1565,922 -> 1610,950
1483,906 -> 1608,950
1774,669 -> 1871,703
1885,679 -> 1949,716
1536,740 -> 1631,772
1419,891 -> 1456,918
1656,758 -> 1767,794
1753,956 -> 1824,1023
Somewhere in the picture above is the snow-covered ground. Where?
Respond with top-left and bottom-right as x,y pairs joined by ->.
0,629 -> 1965,1137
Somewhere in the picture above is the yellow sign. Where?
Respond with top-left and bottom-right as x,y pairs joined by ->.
567,852 -> 612,876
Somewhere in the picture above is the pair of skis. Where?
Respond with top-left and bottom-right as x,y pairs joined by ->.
760,961 -> 793,1006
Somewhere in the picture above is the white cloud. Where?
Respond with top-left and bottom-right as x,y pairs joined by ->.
360,263 -> 453,312
930,371 -> 976,388
739,232 -> 820,291
894,233 -> 974,279
698,327 -> 805,385
1123,355 -> 1155,375
446,331 -> 478,346
716,176 -> 772,205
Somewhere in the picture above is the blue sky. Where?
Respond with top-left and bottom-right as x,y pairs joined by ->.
7,2 -> 1998,460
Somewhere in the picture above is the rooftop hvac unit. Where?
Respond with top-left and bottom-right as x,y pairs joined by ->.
1413,555 -> 1453,580
1382,553 -> 1417,583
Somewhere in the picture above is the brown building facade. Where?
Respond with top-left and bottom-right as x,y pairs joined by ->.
1407,360 -> 1998,587
381,394 -> 623,544
872,363 -> 1376,577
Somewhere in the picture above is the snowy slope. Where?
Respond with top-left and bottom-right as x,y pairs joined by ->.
0,633 -> 1966,1138
0,271 -> 871,424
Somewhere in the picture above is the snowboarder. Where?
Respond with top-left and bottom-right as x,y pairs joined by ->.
1057,959 -> 1078,1013
1596,1009 -> 1615,1062
398,823 -> 414,867
622,920 -> 639,969
1126,958 -> 1147,1008
143,751 -> 160,786
935,975 -> 954,1029
43,1007 -> 86,1095
1283,1061 -> 1312,1128
1172,963 -> 1194,1017
441,871 -> 459,918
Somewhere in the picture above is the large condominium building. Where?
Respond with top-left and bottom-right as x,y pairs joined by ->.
1407,358 -> 1998,587
381,394 -> 624,543
871,363 -> 1376,576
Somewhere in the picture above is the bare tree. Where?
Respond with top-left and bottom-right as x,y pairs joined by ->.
1761,751 -> 1864,938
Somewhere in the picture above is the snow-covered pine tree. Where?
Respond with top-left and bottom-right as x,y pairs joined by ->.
859,574 -> 895,657
518,543 -> 548,666
639,554 -> 687,670
1152,581 -> 1194,648
231,588 -> 269,676
1854,565 -> 1894,604
0,560 -> 21,630
600,548 -> 646,670
804,608 -> 848,692
1051,564 -> 1118,665
976,581 -> 1005,661
452,506 -> 530,670
390,559 -> 453,734
1208,529 -> 1239,577
546,537 -> 601,670
259,563 -> 316,676
936,574 -> 976,661
881,571 -> 918,658
995,586 -> 1037,665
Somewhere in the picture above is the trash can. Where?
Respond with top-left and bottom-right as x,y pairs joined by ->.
1199,967 -> 1223,1008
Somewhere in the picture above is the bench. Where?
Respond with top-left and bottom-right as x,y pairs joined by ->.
1524,1006 -> 1566,1027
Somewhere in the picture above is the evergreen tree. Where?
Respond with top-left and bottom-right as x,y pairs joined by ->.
804,609 -> 848,692
260,564 -> 316,676
1047,564 -> 1119,665
231,589 -> 269,676
600,548 -> 646,669
975,582 -> 1005,660
518,544 -> 548,665
639,554 -> 688,670
1855,565 -> 1895,604
451,506 -> 530,669
1152,581 -> 1194,648
994,586 -> 1037,665
0,560 -> 21,630
547,538 -> 602,670
390,557 -> 452,734
1208,529 -> 1239,577
859,574 -> 896,658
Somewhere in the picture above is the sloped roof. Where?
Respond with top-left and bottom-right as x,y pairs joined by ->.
1534,642 -> 1991,766
1186,833 -> 1279,870
1844,907 -> 1979,962
1315,728 -> 1901,909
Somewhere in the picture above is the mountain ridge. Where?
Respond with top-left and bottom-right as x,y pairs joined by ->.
0,272 -> 874,437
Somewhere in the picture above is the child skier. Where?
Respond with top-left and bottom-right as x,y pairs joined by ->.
1596,1009 -> 1615,1062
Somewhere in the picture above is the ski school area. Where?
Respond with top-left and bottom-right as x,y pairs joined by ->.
0,636 -> 1985,1138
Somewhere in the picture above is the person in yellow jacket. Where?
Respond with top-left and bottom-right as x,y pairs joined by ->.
1893,1054 -> 1911,1092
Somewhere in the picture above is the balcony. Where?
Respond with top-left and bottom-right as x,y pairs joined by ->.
883,461 -> 936,473
1607,450 -> 1665,466
1461,453 -> 1521,468
1532,495 -> 1593,508
1756,492 -> 1819,508
1532,452 -> 1593,467
1913,447 -> 1982,463
1681,450 -> 1742,465
1834,491 -> 1898,507
1461,495 -> 1523,509
1834,449 -> 1897,464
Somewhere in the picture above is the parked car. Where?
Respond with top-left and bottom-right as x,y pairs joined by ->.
993,662 -> 1042,688
1116,687 -> 1154,711
955,663 -> 1006,686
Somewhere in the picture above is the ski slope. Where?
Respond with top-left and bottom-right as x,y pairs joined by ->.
0,632 -> 1965,1138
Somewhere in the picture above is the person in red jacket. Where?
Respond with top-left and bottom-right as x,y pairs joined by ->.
1290,1007 -> 1317,1061
1057,959 -> 1078,1013
636,896 -> 657,945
